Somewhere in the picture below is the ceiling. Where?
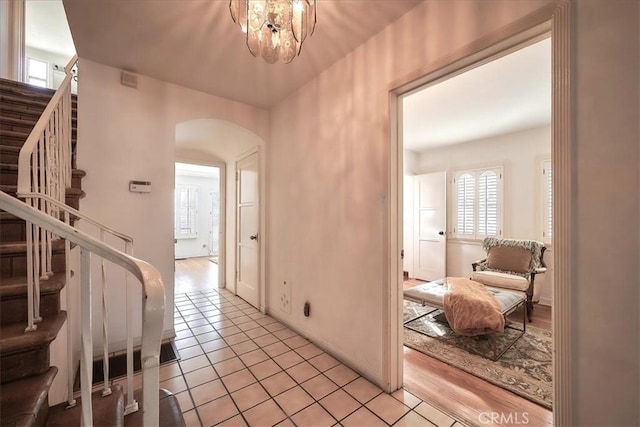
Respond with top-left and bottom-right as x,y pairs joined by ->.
403,38 -> 551,152
62,0 -> 423,109
26,0 -> 76,58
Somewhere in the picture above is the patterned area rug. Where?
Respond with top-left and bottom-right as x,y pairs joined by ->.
403,300 -> 553,409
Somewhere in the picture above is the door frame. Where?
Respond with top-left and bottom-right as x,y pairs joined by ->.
174,160 -> 226,290
235,147 -> 263,310
384,3 -> 572,426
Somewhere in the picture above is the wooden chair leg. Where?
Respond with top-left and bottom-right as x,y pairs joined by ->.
526,299 -> 534,322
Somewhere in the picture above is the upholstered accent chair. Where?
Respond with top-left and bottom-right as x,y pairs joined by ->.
471,237 -> 547,320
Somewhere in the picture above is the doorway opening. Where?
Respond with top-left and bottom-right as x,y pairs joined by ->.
174,162 -> 224,294
398,37 -> 553,424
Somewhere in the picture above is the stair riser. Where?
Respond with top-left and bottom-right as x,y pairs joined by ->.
0,149 -> 19,163
0,134 -> 77,147
0,218 -> 78,242
0,250 -> 66,279
0,292 -> 60,325
0,120 -> 35,134
0,346 -> 50,384
0,88 -> 77,107
0,171 -> 83,187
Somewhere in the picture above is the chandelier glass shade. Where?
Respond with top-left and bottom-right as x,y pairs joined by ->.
229,0 -> 317,64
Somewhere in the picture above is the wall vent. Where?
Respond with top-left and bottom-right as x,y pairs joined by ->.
120,72 -> 138,89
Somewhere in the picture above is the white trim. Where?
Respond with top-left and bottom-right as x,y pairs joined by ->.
386,3 -> 571,425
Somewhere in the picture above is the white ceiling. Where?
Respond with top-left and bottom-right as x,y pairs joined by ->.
402,38 -> 551,152
26,0 -> 76,58
62,0 -> 423,109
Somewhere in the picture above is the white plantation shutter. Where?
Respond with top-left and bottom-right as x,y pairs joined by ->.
542,160 -> 553,242
175,185 -> 197,238
455,173 -> 475,236
453,166 -> 503,239
478,170 -> 499,237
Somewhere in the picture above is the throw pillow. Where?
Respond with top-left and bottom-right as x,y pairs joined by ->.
487,246 -> 532,273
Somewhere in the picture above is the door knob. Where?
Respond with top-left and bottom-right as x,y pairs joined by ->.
250,234 -> 258,240
438,231 -> 445,236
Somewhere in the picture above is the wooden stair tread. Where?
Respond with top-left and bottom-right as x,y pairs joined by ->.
0,238 -> 66,255
0,115 -> 37,127
0,272 -> 66,296
47,384 -> 125,427
0,367 -> 57,426
124,389 -> 185,427
0,311 -> 66,354
0,184 -> 85,198
0,94 -> 50,109
0,163 -> 86,176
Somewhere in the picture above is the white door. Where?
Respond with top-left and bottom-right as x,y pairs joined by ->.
236,151 -> 260,308
413,172 -> 446,281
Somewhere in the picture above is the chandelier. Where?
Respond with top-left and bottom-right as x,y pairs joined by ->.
229,0 -> 317,64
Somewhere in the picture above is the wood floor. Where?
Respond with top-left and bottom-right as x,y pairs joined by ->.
403,280 -> 553,427
175,263 -> 553,427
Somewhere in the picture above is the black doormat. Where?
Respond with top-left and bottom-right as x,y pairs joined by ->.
74,342 -> 179,390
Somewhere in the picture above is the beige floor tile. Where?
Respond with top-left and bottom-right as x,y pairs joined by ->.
392,389 -> 422,409
263,321 -> 287,333
181,409 -> 202,426
414,402 -> 455,427
231,340 -> 259,355
320,388 -> 362,421
343,377 -> 383,404
196,331 -> 222,344
273,328 -> 297,340
207,347 -> 237,364
224,332 -> 251,345
308,353 -> 340,372
253,333 -> 280,347
216,414 -> 248,426
291,403 -> 338,427
185,365 -> 218,388
191,379 -> 228,406
282,335 -> 309,349
260,371 -> 297,397
274,351 -> 304,370
274,418 -> 296,427
243,399 -> 287,427
341,407 -> 386,427
160,375 -> 187,394
365,393 -> 410,425
263,341 -> 291,358
175,329 -> 194,340
395,410 -> 437,427
197,395 -> 239,426
214,357 -> 246,376
230,382 -> 270,412
175,336 -> 199,350
159,362 -> 183,382
179,354 -> 210,373
212,319 -> 235,329
239,349 -> 270,367
191,324 -> 215,335
300,374 -> 339,400
245,326 -> 270,339
286,361 -> 320,383
175,323 -> 190,332
237,320 -> 261,331
295,343 -> 324,360
255,316 -> 277,326
221,369 -> 257,392
201,338 -> 229,353
274,386 -> 314,416
174,390 -> 194,412
179,344 -> 204,361
324,364 -> 359,387
249,359 -> 283,381
218,325 -> 243,337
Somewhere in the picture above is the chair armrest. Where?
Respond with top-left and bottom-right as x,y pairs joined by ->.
471,258 -> 486,271
533,267 -> 547,275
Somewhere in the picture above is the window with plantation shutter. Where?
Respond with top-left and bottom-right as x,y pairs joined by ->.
175,185 -> 198,238
452,166 -> 503,239
542,160 -> 552,243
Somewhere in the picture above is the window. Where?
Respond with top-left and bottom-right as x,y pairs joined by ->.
452,166 -> 503,239
175,185 -> 197,238
542,159 -> 552,242
27,58 -> 48,88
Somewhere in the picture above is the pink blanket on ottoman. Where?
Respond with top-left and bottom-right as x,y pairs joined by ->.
443,277 -> 505,336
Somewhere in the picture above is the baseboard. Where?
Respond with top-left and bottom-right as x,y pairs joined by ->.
539,297 -> 553,307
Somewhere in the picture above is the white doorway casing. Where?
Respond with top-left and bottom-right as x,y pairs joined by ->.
386,4 -> 572,426
236,149 -> 261,309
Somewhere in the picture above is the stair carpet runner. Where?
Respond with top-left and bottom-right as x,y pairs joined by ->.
0,78 -> 184,426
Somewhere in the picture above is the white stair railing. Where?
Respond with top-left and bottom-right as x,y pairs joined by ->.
0,191 -> 165,426
13,55 -> 163,425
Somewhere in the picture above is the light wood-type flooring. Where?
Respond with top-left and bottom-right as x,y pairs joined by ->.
175,260 -> 553,426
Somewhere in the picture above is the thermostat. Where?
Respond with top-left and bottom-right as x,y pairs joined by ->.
129,180 -> 151,193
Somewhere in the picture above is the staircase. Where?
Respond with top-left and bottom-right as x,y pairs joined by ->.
0,77 -> 183,425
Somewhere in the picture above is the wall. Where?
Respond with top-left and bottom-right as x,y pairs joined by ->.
572,0 -> 639,424
76,59 -> 268,360
412,126 -> 553,305
267,0 -> 555,386
174,172 -> 219,259
25,46 -> 77,92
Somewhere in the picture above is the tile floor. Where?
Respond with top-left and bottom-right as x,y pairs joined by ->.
161,288 -> 466,426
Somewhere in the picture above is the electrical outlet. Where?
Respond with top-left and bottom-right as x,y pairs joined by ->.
280,281 -> 291,314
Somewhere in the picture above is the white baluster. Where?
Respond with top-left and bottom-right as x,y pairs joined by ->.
100,230 -> 112,397
64,211 -> 76,408
25,218 -> 36,332
80,248 -> 93,426
124,240 -> 138,414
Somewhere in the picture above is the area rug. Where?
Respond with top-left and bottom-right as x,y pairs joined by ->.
403,300 -> 552,409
